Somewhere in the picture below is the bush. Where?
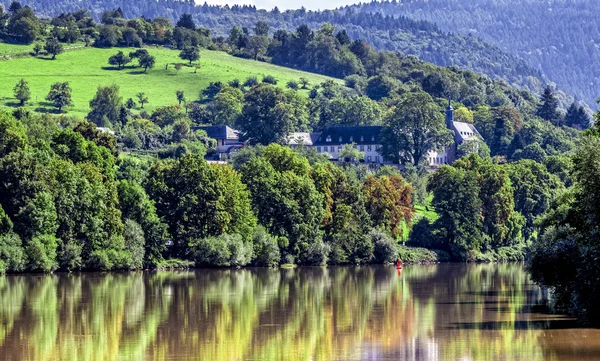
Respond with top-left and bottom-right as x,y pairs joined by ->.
397,246 -> 441,263
243,76 -> 259,87
0,233 -> 25,273
251,226 -> 280,267
262,75 -> 277,85
302,238 -> 330,265
286,80 -> 299,90
370,229 -> 397,264
190,234 -> 253,267
26,234 -> 58,272
124,219 -> 145,269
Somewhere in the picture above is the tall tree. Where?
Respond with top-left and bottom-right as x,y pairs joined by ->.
138,54 -> 156,73
179,46 -> 200,65
176,13 -> 195,30
380,92 -> 453,165
45,82 -> 73,112
537,86 -> 560,124
44,37 -> 63,59
13,78 -> 30,106
87,85 -> 123,127
237,84 -> 308,145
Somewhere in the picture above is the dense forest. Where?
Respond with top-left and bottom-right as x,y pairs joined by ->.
0,0 -> 580,109
349,0 -> 600,109
1,2 -> 600,326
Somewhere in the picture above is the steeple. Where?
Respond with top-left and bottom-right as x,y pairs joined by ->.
445,99 -> 454,128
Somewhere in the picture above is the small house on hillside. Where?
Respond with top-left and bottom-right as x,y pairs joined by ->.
195,125 -> 244,159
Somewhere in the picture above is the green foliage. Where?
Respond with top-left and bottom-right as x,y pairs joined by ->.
189,234 -> 253,267
179,46 -> 199,64
44,37 -> 63,59
87,84 -> 123,127
250,226 -> 280,267
26,234 -> 58,272
45,82 -> 73,112
123,219 -> 145,269
13,78 -> 30,106
108,50 -> 131,69
380,92 -> 453,165
237,84 -> 309,145
369,229 -> 398,264
146,155 -> 256,256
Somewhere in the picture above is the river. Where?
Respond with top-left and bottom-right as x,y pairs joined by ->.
0,263 -> 598,360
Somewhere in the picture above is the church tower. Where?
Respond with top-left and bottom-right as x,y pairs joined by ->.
446,100 -> 454,128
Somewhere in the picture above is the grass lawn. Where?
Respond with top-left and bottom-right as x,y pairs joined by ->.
0,45 -> 341,118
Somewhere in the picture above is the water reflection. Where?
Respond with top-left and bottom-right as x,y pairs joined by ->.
0,264 -> 599,361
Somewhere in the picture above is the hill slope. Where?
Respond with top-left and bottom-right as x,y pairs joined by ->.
0,45 -> 339,117
1,0 -> 575,107
349,0 -> 600,108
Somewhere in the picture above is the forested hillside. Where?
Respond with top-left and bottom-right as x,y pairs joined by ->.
0,0 -> 577,108
349,0 -> 600,109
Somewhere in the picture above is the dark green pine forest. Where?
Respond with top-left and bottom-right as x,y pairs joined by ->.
351,0 -> 600,109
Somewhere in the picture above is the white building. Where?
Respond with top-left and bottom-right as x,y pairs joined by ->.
195,125 -> 244,159
288,126 -> 390,164
427,103 -> 483,165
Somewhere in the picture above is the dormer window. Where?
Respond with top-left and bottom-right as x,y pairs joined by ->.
350,136 -> 353,142
371,136 -> 375,142
326,135 -> 332,143
360,136 -> 364,142
339,136 -> 342,142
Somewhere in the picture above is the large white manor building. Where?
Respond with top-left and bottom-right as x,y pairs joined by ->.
288,103 -> 482,166
200,104 -> 482,166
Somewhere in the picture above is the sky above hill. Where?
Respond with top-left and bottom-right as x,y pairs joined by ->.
200,0 -> 358,10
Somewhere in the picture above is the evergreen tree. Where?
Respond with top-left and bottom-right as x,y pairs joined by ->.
536,86 -> 560,124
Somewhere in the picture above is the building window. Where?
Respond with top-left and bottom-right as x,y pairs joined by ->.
317,147 -> 321,152
326,136 -> 332,142
376,156 -> 380,163
367,156 -> 372,162
323,146 -> 328,152
367,145 -> 372,152
338,146 -> 342,151
360,145 -> 364,151
353,145 -> 357,149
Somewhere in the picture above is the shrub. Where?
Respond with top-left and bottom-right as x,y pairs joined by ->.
397,246 -> 441,263
0,233 -> 25,274
302,238 -> 330,265
370,229 -> 397,264
262,75 -> 277,85
243,76 -> 259,87
190,234 -> 253,267
251,226 -> 280,267
26,234 -> 58,272
124,219 -> 145,269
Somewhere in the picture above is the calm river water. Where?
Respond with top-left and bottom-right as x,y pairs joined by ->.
0,263 -> 599,361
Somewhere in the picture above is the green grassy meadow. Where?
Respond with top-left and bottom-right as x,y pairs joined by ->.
0,45 -> 341,118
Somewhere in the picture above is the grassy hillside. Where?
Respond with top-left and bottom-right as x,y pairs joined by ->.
0,45 -> 340,118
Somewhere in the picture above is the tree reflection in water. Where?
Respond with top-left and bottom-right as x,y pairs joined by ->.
0,264 -> 598,361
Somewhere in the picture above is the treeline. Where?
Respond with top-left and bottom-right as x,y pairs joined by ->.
350,0 -> 600,110
411,154 -> 566,261
0,109 -> 416,272
0,0 -> 577,108
528,117 -> 600,324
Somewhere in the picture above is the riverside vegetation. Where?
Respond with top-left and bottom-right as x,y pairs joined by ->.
0,0 -> 599,326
